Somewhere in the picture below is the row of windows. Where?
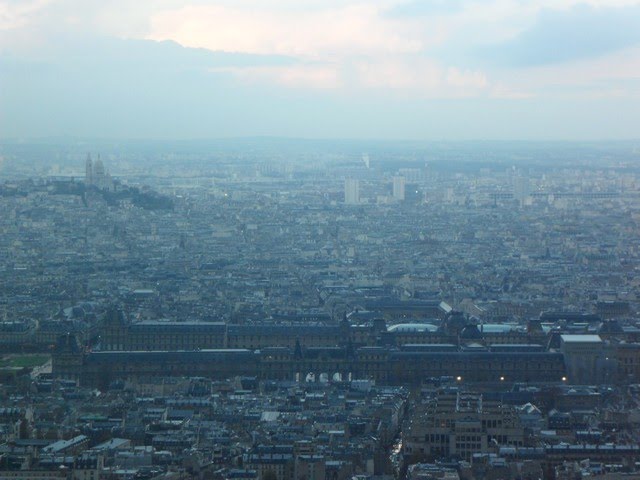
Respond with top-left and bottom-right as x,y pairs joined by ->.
426,434 -> 450,443
621,357 -> 639,364
456,443 -> 481,450
400,363 -> 560,372
482,420 -> 503,428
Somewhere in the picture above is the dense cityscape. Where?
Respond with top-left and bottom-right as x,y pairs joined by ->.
0,141 -> 640,479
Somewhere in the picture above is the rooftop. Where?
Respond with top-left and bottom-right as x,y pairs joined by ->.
560,334 -> 603,343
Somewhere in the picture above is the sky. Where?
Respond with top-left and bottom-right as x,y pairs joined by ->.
1,0 -> 640,140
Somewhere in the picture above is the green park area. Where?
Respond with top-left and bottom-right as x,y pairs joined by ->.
0,354 -> 50,369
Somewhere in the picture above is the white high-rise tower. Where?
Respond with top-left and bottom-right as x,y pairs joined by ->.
393,176 -> 406,201
344,178 -> 360,205
513,176 -> 530,204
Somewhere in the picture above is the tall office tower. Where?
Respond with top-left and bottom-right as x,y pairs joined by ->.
444,187 -> 454,204
344,178 -> 360,205
392,175 -> 406,201
85,153 -> 93,185
513,175 -> 530,204
362,153 -> 370,169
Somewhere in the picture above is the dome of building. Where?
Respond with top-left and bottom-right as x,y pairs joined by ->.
388,323 -> 438,333
441,310 -> 467,335
460,324 -> 483,340
480,323 -> 520,333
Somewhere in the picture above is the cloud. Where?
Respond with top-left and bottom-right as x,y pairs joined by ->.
142,3 -> 499,95
353,58 -> 442,90
147,4 -> 422,59
480,4 -> 640,66
212,64 -> 342,89
386,0 -> 466,17
490,83 -> 533,99
1,30 -> 296,71
0,0 -> 50,30
0,34 -> 331,138
211,55 -> 492,97
2,0 -> 640,139
446,67 -> 487,89
485,45 -> 640,103
143,3 -> 497,95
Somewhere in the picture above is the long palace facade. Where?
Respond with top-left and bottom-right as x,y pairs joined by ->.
53,306 -> 567,388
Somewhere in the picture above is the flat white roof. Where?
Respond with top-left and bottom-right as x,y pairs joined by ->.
560,334 -> 603,343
